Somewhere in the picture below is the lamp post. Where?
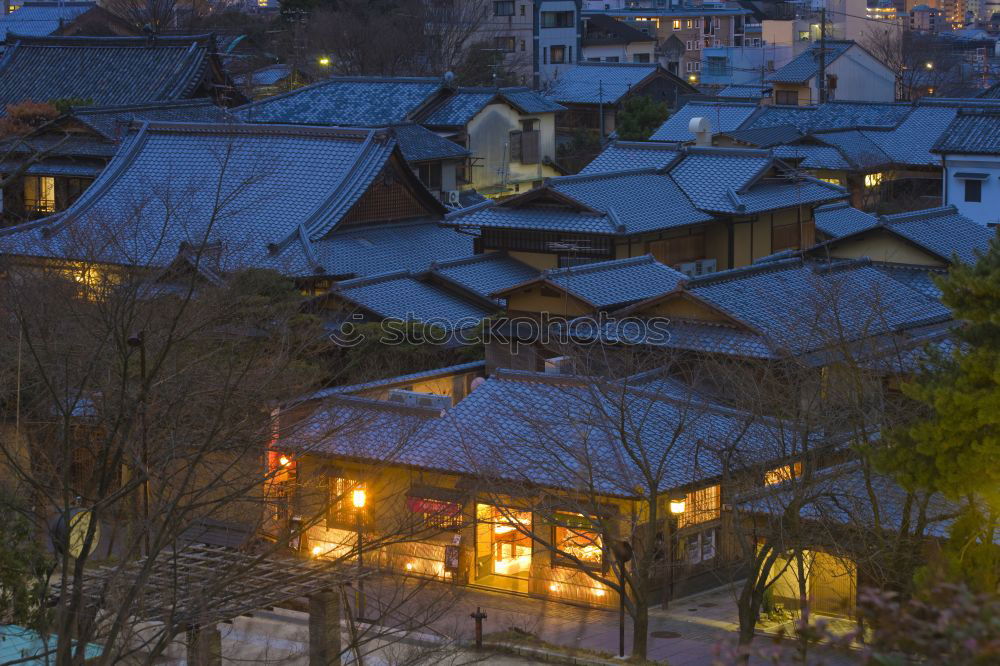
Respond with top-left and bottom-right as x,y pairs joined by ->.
353,487 -> 366,621
610,539 -> 633,658
664,496 -> 686,609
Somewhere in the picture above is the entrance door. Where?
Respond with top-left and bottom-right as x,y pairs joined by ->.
475,503 -> 532,588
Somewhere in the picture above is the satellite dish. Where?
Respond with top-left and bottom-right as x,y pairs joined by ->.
443,71 -> 456,85
51,507 -> 100,559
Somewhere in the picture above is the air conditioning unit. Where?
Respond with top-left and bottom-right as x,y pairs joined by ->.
544,356 -> 573,374
445,190 -> 461,206
387,389 -> 452,410
674,259 -> 717,277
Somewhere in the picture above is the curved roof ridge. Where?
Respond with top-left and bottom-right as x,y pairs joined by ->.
333,269 -> 414,289
550,166 -> 661,184
880,205 -> 958,224
443,198 -> 495,221
541,253 -> 657,277
686,256 -> 804,287
5,33 -> 216,46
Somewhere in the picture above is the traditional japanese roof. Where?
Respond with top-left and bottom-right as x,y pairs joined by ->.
310,220 -> 474,279
582,13 -> 654,46
744,101 -> 911,133
70,99 -> 231,139
931,109 -> 1000,154
497,255 -> 686,310
329,270 -> 495,332
772,143 -> 852,170
649,101 -> 758,141
429,252 -> 539,302
579,140 -> 681,174
419,87 -> 563,127
720,124 -> 802,148
864,104 -> 958,166
285,369 -> 794,496
740,461 -> 966,539
813,201 -> 878,238
233,64 -> 296,88
303,360 -> 487,401
459,146 -> 843,235
717,84 -> 770,100
0,34 -> 235,111
682,257 -> 951,355
546,63 -> 690,105
0,2 -> 93,41
388,123 -> 469,162
447,169 -> 713,235
765,40 -> 854,84
234,76 -> 443,126
813,205 -> 993,265
0,123 -> 451,277
809,129 -> 892,169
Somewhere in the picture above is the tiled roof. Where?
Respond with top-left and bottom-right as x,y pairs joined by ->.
810,129 -> 892,169
388,123 -> 469,162
873,264 -> 945,300
0,2 -> 93,41
772,143 -> 852,169
765,40 -> 853,84
931,109 -> 1000,154
879,206 -> 993,264
0,34 -> 223,110
668,149 -> 772,212
311,220 -> 474,279
549,170 -> 712,233
0,123 -> 447,276
742,461 -> 973,539
865,105 -> 957,166
284,370 -> 780,494
447,201 -> 618,234
429,252 -> 539,301
580,141 -> 681,174
448,169 -> 713,235
649,101 -> 758,141
583,14 -> 654,45
331,271 -> 494,331
813,201 -> 878,238
234,76 -> 443,126
743,102 -> 911,133
233,64 -> 294,88
420,87 -> 563,127
545,63 -> 660,105
305,360 -> 487,400
505,255 -> 685,309
71,99 -> 231,139
717,84 -> 769,100
686,257 -> 951,355
668,147 -> 845,214
720,124 -> 802,147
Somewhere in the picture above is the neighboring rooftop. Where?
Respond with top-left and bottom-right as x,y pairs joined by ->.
813,201 -> 878,238
0,1 -> 93,41
419,87 -> 563,127
765,40 -> 854,84
582,14 -> 655,46
388,123 -> 470,163
0,34 -> 237,111
0,123 -> 453,277
932,109 -> 1000,155
546,63 -> 673,105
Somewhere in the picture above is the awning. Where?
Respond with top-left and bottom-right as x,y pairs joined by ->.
954,172 -> 989,180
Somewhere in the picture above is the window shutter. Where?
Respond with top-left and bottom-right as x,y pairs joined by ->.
509,130 -> 522,162
521,130 -> 540,164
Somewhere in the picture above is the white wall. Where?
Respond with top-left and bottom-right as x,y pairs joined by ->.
943,155 -> 1000,226
819,44 -> 896,103
537,0 -> 581,85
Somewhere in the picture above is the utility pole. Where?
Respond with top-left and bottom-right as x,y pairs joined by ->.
818,8 -> 827,104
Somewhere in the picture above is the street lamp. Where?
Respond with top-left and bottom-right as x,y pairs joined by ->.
925,61 -> 934,70
318,56 -> 331,67
664,497 -> 686,609
353,487 -> 366,620
610,539 -> 633,658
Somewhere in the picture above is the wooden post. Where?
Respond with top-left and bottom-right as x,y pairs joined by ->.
186,624 -> 222,666
309,588 -> 342,666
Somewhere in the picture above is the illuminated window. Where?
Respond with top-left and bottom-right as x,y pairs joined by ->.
552,513 -> 603,567
257,0 -> 268,6
864,172 -> 883,188
407,496 -> 463,530
677,485 -> 720,529
818,177 -> 842,185
673,19 -> 681,29
328,476 -> 365,527
23,176 -> 55,213
765,462 -> 803,486
686,19 -> 693,28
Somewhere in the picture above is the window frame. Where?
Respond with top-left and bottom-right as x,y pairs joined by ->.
965,178 -> 983,202
493,0 -> 515,17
